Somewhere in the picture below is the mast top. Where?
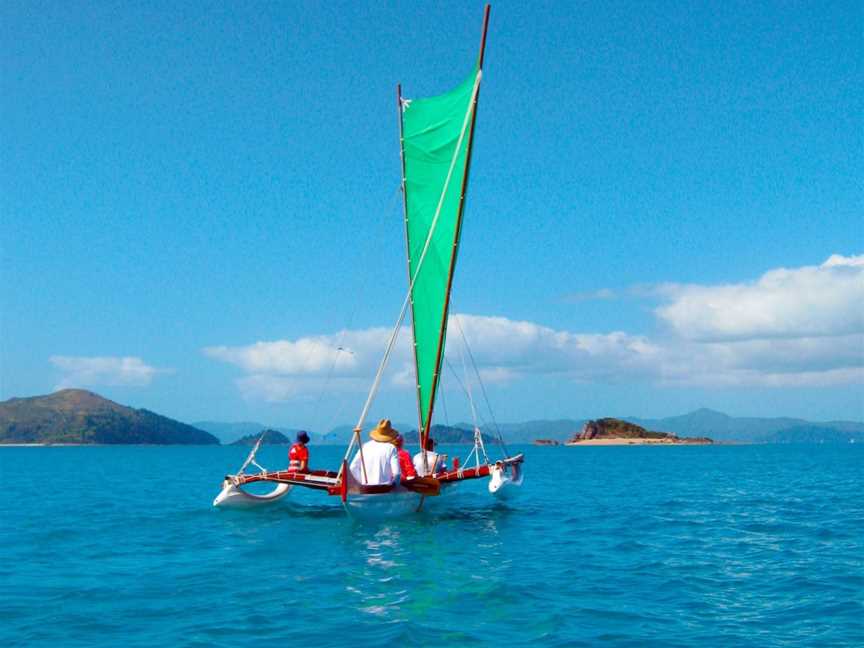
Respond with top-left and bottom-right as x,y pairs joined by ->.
478,5 -> 491,69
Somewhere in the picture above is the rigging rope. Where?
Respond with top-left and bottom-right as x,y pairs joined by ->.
450,310 -> 511,458
443,354 -> 490,467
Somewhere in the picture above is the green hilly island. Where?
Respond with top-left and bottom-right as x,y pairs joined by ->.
0,390 -> 218,445
230,429 -> 294,445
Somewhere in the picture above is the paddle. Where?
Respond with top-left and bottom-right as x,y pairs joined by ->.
402,476 -> 441,496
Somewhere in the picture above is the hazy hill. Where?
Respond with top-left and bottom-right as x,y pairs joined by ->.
230,429 -> 294,446
413,424 -> 495,445
626,409 -> 864,443
320,422 -> 414,445
478,419 -> 585,444
319,422 -> 493,446
192,421 -> 303,445
0,390 -> 218,445
761,425 -> 864,444
208,410 -> 864,447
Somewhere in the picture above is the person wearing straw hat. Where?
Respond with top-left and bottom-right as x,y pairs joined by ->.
349,419 -> 402,486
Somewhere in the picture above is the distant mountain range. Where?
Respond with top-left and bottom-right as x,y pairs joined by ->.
0,390 -> 217,445
319,422 -> 414,445
479,419 -> 588,444
192,421 -> 303,445
2,391 -> 861,446
625,409 -> 864,444
318,423 -> 489,445
438,410 -> 864,445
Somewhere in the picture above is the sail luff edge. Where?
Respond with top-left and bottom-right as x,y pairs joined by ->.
397,83 -> 427,449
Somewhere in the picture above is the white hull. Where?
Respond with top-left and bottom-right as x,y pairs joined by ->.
213,481 -> 292,508
342,489 -> 425,519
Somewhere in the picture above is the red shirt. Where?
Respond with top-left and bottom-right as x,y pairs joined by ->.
397,448 -> 416,479
289,443 -> 309,471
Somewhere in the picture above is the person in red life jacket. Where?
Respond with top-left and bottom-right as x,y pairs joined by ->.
288,431 -> 310,472
394,434 -> 416,482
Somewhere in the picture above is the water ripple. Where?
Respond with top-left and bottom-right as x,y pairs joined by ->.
1,444 -> 862,646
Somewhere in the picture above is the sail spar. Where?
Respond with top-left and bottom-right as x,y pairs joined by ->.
399,7 -> 489,445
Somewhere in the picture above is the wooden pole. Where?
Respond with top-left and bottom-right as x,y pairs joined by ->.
354,427 -> 368,484
478,4 -> 491,69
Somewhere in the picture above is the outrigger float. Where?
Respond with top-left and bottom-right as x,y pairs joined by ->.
214,5 -> 524,515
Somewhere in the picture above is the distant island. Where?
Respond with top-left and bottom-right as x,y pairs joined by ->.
502,409 -> 864,445
0,389 -> 218,445
2,390 -> 862,447
193,421 -> 303,445
562,418 -> 713,446
230,429 -> 294,446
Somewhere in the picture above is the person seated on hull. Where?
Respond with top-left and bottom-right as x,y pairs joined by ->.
289,431 -> 310,472
349,419 -> 401,486
394,434 -> 417,482
413,437 -> 447,477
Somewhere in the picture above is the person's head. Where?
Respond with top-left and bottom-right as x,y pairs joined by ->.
370,419 -> 399,444
394,434 -> 405,449
296,431 -> 310,445
424,437 -> 435,452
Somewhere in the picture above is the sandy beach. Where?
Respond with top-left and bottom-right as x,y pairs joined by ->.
565,438 -> 712,446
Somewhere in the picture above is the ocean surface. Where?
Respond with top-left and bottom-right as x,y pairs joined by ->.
1,444 -> 862,647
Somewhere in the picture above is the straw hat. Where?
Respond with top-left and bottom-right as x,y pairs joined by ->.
370,418 -> 399,443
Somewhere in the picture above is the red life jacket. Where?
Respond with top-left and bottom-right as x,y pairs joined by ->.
289,443 -> 308,471
397,448 -> 416,479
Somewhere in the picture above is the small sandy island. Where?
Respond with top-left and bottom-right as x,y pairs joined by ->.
565,437 -> 712,446
536,418 -> 713,446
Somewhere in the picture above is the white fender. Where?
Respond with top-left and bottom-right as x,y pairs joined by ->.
488,462 -> 523,497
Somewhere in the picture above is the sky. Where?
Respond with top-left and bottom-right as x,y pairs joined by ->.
2,0 -> 862,432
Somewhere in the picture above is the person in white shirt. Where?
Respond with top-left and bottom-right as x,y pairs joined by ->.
413,437 -> 447,476
350,419 -> 401,486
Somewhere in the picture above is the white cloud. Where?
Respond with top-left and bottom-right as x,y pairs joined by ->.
204,315 -> 660,400
655,254 -> 864,341
50,356 -> 168,389
204,327 -> 401,378
204,254 -> 864,398
447,315 -> 659,381
653,335 -> 864,387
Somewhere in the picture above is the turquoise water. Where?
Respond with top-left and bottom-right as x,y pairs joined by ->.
1,444 -> 862,647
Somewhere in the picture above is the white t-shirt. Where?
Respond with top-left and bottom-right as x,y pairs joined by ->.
350,440 -> 401,485
413,451 -> 445,476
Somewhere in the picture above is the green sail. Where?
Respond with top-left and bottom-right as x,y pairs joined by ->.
400,69 -> 480,435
